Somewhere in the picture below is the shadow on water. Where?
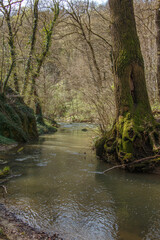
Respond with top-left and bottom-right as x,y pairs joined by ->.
0,123 -> 160,240
95,161 -> 160,240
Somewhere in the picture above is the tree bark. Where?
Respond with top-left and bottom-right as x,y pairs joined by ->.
96,0 -> 160,172
156,1 -> 160,101
1,7 -> 19,93
110,0 -> 151,118
22,0 -> 39,97
34,86 -> 45,125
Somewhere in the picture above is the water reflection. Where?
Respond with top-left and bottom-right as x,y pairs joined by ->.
0,123 -> 160,240
96,162 -> 160,240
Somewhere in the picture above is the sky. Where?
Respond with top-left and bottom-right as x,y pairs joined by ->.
20,0 -> 107,7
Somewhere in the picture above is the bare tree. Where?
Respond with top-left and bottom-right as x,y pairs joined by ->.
0,0 -> 25,93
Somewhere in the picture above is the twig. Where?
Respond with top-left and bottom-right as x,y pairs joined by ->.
103,154 -> 160,173
103,164 -> 125,173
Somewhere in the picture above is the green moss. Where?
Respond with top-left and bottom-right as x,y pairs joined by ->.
3,103 -> 22,126
104,138 -> 116,154
0,166 -> 10,178
116,113 -> 145,162
37,119 -> 57,135
123,153 -> 132,161
95,108 -> 160,171
122,140 -> 133,154
95,136 -> 106,157
0,87 -> 38,142
116,10 -> 144,77
117,47 -> 143,76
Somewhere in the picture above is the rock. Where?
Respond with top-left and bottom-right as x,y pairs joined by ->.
81,128 -> 88,132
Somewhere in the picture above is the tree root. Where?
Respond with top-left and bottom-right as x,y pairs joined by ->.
149,131 -> 160,152
103,154 -> 160,173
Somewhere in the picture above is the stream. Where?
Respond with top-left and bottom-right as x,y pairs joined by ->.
1,123 -> 160,240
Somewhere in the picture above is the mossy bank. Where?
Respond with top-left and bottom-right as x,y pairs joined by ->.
37,118 -> 58,135
0,87 -> 38,145
96,112 -> 160,173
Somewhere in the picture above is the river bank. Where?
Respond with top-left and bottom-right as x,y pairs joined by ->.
0,144 -> 18,153
1,123 -> 160,239
0,204 -> 62,240
0,123 -> 58,239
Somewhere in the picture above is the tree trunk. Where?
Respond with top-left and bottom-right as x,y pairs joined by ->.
156,1 -> 160,101
96,0 -> 160,172
34,86 -> 45,125
22,0 -> 39,97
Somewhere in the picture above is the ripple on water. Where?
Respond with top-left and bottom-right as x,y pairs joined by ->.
4,123 -> 160,240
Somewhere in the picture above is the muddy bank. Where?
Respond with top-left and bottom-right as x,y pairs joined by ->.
0,144 -> 18,153
0,204 -> 63,240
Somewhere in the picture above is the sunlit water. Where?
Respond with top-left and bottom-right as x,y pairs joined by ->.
1,123 -> 160,240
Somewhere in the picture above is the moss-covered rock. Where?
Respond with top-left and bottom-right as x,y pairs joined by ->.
96,112 -> 160,172
37,119 -> 57,135
0,166 -> 10,178
0,87 -> 38,142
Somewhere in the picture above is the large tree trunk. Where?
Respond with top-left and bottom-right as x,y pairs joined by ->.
156,1 -> 160,101
96,0 -> 160,172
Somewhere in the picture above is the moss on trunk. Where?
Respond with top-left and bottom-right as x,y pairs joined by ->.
96,0 -> 160,172
96,114 -> 160,172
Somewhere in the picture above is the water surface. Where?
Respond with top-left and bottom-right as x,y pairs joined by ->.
1,123 -> 160,240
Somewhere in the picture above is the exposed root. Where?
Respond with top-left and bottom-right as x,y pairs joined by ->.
149,131 -> 160,152
96,113 -> 160,172
103,154 -> 160,173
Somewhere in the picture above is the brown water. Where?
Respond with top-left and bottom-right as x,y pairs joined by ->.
1,123 -> 160,240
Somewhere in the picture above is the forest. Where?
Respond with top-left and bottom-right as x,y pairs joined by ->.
0,0 -> 160,239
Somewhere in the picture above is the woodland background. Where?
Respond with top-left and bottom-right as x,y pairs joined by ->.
0,0 -> 158,133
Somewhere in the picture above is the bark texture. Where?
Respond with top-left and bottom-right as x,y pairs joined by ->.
156,1 -> 160,101
96,0 -> 160,172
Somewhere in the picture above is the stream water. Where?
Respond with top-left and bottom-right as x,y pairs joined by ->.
1,123 -> 160,240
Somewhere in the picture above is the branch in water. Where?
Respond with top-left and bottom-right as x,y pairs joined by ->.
103,155 -> 160,173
